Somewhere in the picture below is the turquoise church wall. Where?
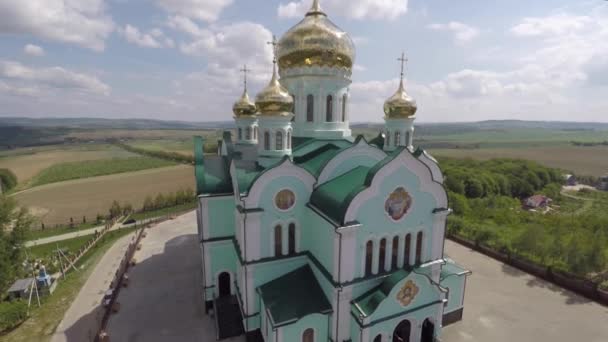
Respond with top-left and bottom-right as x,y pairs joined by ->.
207,240 -> 238,298
207,197 -> 236,238
442,274 -> 465,313
281,313 -> 329,342
302,207 -> 334,275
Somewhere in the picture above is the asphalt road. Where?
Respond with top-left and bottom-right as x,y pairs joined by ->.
442,239 -> 608,342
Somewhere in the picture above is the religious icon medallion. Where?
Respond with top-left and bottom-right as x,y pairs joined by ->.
396,280 -> 419,307
385,187 -> 413,221
275,189 -> 296,211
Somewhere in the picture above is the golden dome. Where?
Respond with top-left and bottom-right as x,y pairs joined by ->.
233,89 -> 257,118
277,0 -> 355,71
384,79 -> 417,119
255,63 -> 294,116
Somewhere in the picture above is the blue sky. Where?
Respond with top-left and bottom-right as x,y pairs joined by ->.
0,0 -> 607,123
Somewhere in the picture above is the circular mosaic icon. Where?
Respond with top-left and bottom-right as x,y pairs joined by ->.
385,187 -> 413,221
275,189 -> 296,211
396,280 -> 419,307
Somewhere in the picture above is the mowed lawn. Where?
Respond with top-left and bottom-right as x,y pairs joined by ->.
0,144 -> 136,186
430,146 -> 608,177
14,165 -> 195,226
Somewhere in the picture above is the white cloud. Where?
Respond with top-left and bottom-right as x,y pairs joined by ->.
119,25 -> 174,48
353,64 -> 367,71
0,0 -> 114,51
23,44 -> 45,56
166,15 -> 206,37
278,0 -> 408,20
428,22 -> 480,45
0,60 -> 110,95
156,0 -> 233,23
511,13 -> 593,37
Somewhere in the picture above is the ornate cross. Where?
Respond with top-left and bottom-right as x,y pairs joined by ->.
267,35 -> 279,64
240,64 -> 251,90
398,52 -> 409,80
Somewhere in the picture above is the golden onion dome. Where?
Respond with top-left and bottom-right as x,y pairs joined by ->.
384,79 -> 417,119
233,89 -> 257,118
277,0 -> 355,71
255,63 -> 294,116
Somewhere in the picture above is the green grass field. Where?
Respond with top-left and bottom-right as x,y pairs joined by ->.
26,222 -> 98,241
29,157 -> 175,188
28,235 -> 95,261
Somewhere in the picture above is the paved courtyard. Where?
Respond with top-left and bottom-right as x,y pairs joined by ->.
442,239 -> 608,342
106,211 -> 243,342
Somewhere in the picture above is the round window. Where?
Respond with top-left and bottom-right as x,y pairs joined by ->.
275,189 -> 296,211
385,187 -> 413,221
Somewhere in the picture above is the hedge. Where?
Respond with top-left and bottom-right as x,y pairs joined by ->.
0,300 -> 28,332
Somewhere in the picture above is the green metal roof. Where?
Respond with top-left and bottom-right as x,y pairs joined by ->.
200,156 -> 233,194
440,260 -> 471,281
259,265 -> 332,326
309,165 -> 370,224
294,143 -> 343,177
234,161 -> 264,195
353,269 -> 409,317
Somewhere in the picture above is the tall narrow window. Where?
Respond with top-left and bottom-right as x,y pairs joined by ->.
288,223 -> 296,255
287,131 -> 292,149
302,328 -> 314,342
365,241 -> 373,276
391,236 -> 399,269
405,131 -> 411,146
415,231 -> 423,264
342,94 -> 347,122
306,95 -> 314,122
386,131 -> 391,147
404,234 -> 411,266
264,131 -> 270,150
245,127 -> 251,140
379,238 -> 387,273
326,95 -> 333,122
276,131 -> 283,150
254,127 -> 258,140
394,131 -> 401,147
238,128 -> 243,140
373,334 -> 382,342
274,225 -> 282,256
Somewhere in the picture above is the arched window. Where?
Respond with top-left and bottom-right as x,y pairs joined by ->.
416,231 -> 423,264
365,241 -> 373,276
245,127 -> 251,140
254,126 -> 258,140
373,334 -> 382,342
288,223 -> 296,255
391,236 -> 399,269
306,95 -> 314,122
264,131 -> 270,150
274,225 -> 282,256
342,94 -> 347,122
238,128 -> 243,140
379,238 -> 387,272
404,233 -> 411,266
302,328 -> 314,342
287,131 -> 292,149
394,131 -> 401,147
326,95 -> 333,122
276,131 -> 283,150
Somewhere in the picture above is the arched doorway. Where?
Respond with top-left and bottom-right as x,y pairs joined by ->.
392,319 -> 411,342
218,272 -> 231,297
421,319 -> 435,342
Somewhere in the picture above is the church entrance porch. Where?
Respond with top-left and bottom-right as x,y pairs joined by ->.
392,319 -> 411,342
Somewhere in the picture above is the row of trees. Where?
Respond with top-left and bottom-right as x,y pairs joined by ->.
571,140 -> 608,147
142,188 -> 195,212
0,195 -> 32,294
440,158 -> 564,199
113,141 -> 194,164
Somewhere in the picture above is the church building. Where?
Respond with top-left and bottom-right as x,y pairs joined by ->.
194,1 -> 470,341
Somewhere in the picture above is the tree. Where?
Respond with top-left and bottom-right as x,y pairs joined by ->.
109,200 -> 122,219
122,202 -> 133,215
0,195 -> 32,293
449,192 -> 470,216
464,178 -> 484,198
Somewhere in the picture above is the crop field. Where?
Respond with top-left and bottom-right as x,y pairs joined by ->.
65,128 -> 220,141
127,139 -> 195,157
430,145 -> 608,177
29,157 -> 175,187
14,165 -> 195,226
0,144 -> 136,186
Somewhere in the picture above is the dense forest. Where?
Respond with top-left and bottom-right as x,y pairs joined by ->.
441,158 -> 608,286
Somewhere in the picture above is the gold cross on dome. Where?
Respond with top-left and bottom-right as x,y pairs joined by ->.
398,52 -> 409,80
267,35 -> 279,64
239,64 -> 251,90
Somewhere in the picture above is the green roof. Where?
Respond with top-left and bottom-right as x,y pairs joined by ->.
234,161 -> 264,195
294,143 -> 342,177
353,270 -> 409,317
200,156 -> 233,194
310,166 -> 370,224
440,260 -> 471,281
259,265 -> 332,325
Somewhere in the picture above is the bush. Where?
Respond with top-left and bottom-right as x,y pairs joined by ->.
600,280 -> 608,291
0,168 -> 18,192
0,301 -> 28,332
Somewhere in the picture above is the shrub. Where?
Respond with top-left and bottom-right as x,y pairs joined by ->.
0,300 -> 28,332
600,280 -> 608,291
0,168 -> 18,192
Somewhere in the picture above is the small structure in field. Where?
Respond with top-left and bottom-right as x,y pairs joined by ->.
6,278 -> 35,300
563,174 -> 577,186
524,195 -> 553,210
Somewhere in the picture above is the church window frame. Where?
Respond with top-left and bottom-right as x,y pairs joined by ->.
364,240 -> 374,277
415,231 -> 423,265
264,131 -> 270,150
245,127 -> 252,140
379,238 -> 387,273
276,130 -> 284,150
288,222 -> 297,255
302,328 -> 315,342
274,224 -> 283,257
238,127 -> 243,141
404,233 -> 412,266
306,94 -> 314,122
391,235 -> 400,270
326,95 -> 333,122
373,334 -> 382,342
394,131 -> 401,146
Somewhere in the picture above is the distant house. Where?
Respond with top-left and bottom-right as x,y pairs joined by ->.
563,174 -> 577,186
524,195 -> 553,209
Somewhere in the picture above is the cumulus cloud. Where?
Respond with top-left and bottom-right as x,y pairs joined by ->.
23,44 -> 45,56
511,13 -> 593,37
156,0 -> 233,23
428,22 -> 480,45
119,25 -> 174,48
0,0 -> 114,51
278,0 -> 408,20
0,60 -> 110,95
